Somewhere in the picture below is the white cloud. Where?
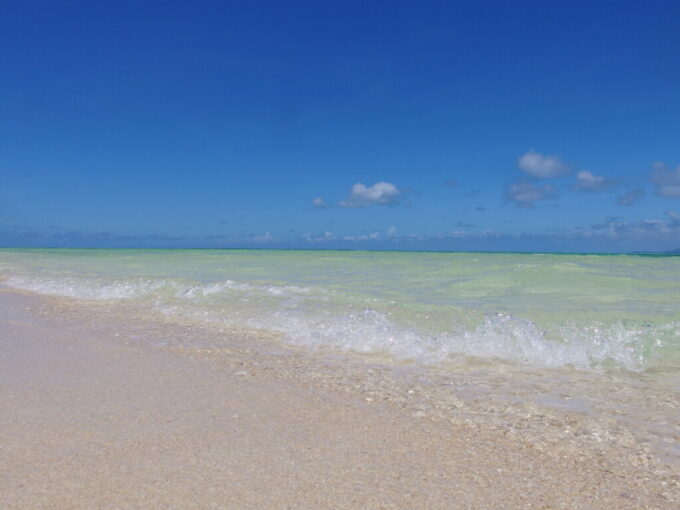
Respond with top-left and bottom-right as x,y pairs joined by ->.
517,150 -> 569,178
584,211 -> 680,238
312,197 -> 329,208
505,181 -> 556,208
339,181 -> 401,208
303,231 -> 337,242
407,230 -> 501,241
343,231 -> 381,241
650,161 -> 680,198
252,232 -> 275,243
303,226 -> 398,243
575,170 -> 616,192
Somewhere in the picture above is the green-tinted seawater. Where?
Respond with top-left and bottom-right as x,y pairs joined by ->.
1,248 -> 680,373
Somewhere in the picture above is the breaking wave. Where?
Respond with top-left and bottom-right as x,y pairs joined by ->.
4,272 -> 678,373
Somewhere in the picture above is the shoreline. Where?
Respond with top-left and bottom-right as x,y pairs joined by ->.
1,288 -> 678,508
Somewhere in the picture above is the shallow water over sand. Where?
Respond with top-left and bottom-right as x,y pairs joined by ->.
1,248 -> 679,462
2,249 -> 679,371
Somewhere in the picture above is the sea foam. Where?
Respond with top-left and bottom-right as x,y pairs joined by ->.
4,269 -> 677,373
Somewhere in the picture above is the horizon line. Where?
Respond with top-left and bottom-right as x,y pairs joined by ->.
1,246 -> 677,257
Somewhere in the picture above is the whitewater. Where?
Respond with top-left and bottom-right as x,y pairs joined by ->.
2,248 -> 679,374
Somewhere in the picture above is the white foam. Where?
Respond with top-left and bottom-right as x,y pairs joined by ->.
244,309 -> 669,372
4,275 -> 163,300
3,272 -> 678,373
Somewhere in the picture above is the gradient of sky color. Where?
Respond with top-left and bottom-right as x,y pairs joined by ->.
2,0 -> 680,252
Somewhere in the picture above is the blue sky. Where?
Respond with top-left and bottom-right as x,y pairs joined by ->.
1,0 -> 680,252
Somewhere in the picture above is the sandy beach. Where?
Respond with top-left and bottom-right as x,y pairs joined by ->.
1,287 -> 678,509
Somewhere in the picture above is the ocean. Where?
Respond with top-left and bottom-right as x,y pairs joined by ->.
2,248 -> 679,459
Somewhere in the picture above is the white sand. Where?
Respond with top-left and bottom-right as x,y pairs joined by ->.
1,288 -> 678,509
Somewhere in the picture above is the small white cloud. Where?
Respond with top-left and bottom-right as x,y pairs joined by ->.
312,197 -> 329,208
575,170 -> 616,192
412,230 -> 501,241
302,231 -> 337,242
518,150 -> 569,179
650,162 -> 680,198
252,232 -> 275,243
585,210 -> 680,238
339,181 -> 401,208
386,226 -> 397,237
342,231 -> 381,241
321,231 -> 336,240
505,181 -> 556,208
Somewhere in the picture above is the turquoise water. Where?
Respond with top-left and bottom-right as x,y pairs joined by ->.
1,248 -> 680,374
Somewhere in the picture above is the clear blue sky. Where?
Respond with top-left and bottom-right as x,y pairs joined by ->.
2,0 -> 679,252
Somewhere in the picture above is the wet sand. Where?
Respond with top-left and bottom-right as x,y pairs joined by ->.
1,288 -> 678,509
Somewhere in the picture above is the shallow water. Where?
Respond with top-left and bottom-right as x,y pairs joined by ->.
2,248 -> 679,374
2,249 -> 680,453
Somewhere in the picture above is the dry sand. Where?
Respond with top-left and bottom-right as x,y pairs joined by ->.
1,288 -> 678,509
